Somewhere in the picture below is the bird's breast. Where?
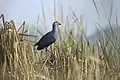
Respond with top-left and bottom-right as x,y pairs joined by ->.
53,32 -> 57,39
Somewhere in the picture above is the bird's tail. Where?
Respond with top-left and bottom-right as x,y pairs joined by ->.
34,43 -> 38,46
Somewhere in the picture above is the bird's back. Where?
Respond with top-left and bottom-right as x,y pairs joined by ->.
35,31 -> 56,50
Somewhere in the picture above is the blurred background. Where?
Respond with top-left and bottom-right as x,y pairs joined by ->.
0,0 -> 120,39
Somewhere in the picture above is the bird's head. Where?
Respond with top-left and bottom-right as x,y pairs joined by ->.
53,21 -> 61,26
52,21 -> 61,31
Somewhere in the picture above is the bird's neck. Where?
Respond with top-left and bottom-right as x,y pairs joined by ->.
52,24 -> 57,32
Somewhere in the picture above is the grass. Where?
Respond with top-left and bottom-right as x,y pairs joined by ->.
0,1 -> 120,79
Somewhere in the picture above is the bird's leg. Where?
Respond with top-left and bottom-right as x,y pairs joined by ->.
45,47 -> 51,58
45,47 -> 47,53
45,47 -> 48,57
45,47 -> 50,63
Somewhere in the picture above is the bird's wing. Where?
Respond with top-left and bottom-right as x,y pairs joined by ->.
34,31 -> 55,46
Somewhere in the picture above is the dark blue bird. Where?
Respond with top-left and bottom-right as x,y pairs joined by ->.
34,21 -> 61,51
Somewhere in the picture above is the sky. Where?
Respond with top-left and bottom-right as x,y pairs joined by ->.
0,0 -> 120,36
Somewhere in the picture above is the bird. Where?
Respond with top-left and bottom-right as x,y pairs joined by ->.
34,21 -> 61,51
